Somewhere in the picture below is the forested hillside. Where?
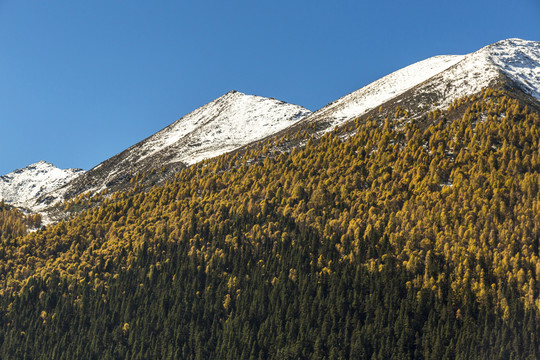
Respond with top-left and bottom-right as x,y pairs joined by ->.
0,89 -> 539,359
0,202 -> 41,245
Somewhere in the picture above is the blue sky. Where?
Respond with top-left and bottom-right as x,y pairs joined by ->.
1,0 -> 539,174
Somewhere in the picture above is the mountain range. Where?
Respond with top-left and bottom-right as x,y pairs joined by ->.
1,38 -> 540,358
1,38 -> 539,216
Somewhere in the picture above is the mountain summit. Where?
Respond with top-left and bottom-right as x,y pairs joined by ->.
297,38 -> 540,132
129,90 -> 311,167
484,38 -> 540,98
32,91 -> 311,209
3,38 -> 539,213
0,161 -> 84,210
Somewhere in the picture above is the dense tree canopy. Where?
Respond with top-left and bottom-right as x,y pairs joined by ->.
0,88 -> 539,359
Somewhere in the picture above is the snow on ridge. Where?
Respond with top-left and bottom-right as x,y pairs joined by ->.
328,55 -> 466,121
28,91 -> 311,211
482,38 -> 540,99
137,90 -> 311,165
303,38 -> 540,132
299,54 -> 466,130
425,46 -> 500,109
416,38 -> 540,110
0,161 -> 84,209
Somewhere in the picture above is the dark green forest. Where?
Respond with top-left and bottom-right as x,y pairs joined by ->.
0,89 -> 539,359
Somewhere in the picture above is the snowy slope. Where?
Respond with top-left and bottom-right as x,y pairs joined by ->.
33,91 -> 310,209
0,161 -> 84,209
410,38 -> 540,110
300,38 -> 540,131
312,55 -> 466,126
136,90 -> 311,166
486,38 -> 540,99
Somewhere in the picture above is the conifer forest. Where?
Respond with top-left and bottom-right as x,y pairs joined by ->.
1,89 -> 540,359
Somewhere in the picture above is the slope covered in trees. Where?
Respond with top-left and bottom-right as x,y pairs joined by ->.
0,89 -> 539,359
0,201 -> 41,245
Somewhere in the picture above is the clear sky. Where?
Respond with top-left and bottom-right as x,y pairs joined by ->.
1,0 -> 539,175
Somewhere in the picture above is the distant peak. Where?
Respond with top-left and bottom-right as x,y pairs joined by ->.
31,160 -> 54,167
480,38 -> 540,52
215,90 -> 248,102
0,159 -> 85,210
8,161 -> 83,175
494,38 -> 537,45
6,161 -> 56,174
223,90 -> 246,97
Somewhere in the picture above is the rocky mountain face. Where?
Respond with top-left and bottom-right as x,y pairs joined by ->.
2,38 -> 539,215
0,161 -> 84,210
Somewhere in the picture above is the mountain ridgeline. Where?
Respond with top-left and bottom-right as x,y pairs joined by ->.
0,161 -> 83,211
0,39 -> 539,358
32,92 -> 311,213
3,38 -> 539,215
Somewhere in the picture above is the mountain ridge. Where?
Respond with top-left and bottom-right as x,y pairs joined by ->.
31,91 -> 311,211
2,38 -> 539,215
1,86 -> 539,358
293,38 -> 540,135
0,161 -> 84,210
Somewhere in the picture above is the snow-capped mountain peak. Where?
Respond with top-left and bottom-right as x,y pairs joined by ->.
0,161 -> 84,210
29,91 -> 311,211
136,90 -> 311,166
4,38 -> 539,216
299,38 -> 540,132
480,38 -> 540,99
